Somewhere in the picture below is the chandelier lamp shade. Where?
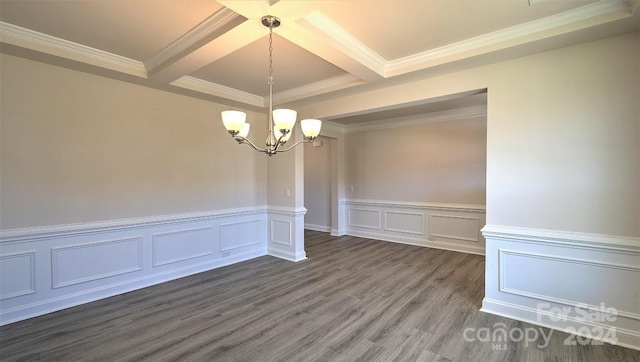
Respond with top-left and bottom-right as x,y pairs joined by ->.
221,15 -> 322,156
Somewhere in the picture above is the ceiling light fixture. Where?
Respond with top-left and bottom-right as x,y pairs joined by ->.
221,15 -> 322,156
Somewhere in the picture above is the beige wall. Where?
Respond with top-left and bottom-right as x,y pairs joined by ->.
304,136 -> 333,227
344,116 -> 487,205
296,32 -> 640,237
0,54 -> 268,229
3,32 -> 639,238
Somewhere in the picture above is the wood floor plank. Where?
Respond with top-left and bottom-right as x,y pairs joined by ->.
1,230 -> 638,361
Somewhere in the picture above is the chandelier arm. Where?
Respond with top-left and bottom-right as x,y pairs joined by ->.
274,139 -> 313,153
234,136 -> 268,153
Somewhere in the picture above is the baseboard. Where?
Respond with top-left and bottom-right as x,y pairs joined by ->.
304,223 -> 331,232
268,247 -> 307,262
330,229 -> 346,237
481,298 -> 640,351
347,229 -> 485,255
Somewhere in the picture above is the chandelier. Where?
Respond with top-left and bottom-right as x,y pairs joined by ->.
221,15 -> 322,156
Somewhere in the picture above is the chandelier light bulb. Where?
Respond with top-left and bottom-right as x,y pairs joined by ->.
221,110 -> 246,132
273,109 -> 297,132
238,123 -> 250,138
301,119 -> 322,139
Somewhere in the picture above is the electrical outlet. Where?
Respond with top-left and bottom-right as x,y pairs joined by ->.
349,185 -> 355,192
284,188 -> 291,197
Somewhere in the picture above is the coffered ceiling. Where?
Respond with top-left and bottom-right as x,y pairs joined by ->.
1,0 -> 638,123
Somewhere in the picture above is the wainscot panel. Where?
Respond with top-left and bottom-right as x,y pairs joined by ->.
0,251 -> 36,300
267,207 -> 307,262
343,199 -> 486,255
482,225 -> 640,350
0,207 -> 268,326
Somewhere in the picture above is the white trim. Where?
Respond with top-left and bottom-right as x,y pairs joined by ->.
267,247 -> 307,262
341,105 -> 487,134
144,8 -> 241,73
483,224 -> 640,350
497,249 -> 640,321
270,219 -> 292,246
345,199 -> 486,213
267,206 -> 308,216
298,11 -> 387,76
383,210 -> 424,235
0,21 -> 147,78
0,251 -> 36,300
0,206 -> 267,244
320,121 -> 346,135
51,237 -> 143,288
385,0 -> 636,76
347,229 -> 485,256
219,219 -> 263,252
481,298 -> 640,351
342,199 -> 486,255
429,214 -> 480,242
273,74 -> 364,105
304,223 -> 331,232
347,208 -> 382,230
151,227 -> 215,267
0,207 -> 269,325
170,76 -> 265,107
482,224 -> 640,254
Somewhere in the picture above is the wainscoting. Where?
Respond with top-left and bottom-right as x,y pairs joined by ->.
0,206 -> 303,325
482,225 -> 640,350
340,199 -> 486,255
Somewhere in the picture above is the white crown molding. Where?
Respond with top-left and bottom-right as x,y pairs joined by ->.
297,11 -> 387,77
0,21 -> 147,78
170,76 -> 265,107
482,224 -> 640,253
0,206 -> 269,244
341,105 -> 487,134
320,121 -> 346,135
273,74 -> 364,105
144,8 -> 242,73
386,0 -> 637,77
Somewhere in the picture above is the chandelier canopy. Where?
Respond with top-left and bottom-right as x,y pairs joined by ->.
221,15 -> 322,156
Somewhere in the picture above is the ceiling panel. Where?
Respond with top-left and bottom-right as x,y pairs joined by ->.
321,0 -> 596,60
0,0 -> 224,61
191,33 -> 346,96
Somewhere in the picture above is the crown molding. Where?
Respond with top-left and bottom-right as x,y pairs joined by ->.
297,11 -> 387,77
171,76 -> 264,107
273,74 -> 364,105
0,21 -> 147,78
341,105 -> 487,134
385,0 -> 637,77
144,8 -> 242,74
319,120 -> 346,135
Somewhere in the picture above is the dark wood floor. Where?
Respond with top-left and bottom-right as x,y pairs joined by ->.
1,231 -> 638,361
